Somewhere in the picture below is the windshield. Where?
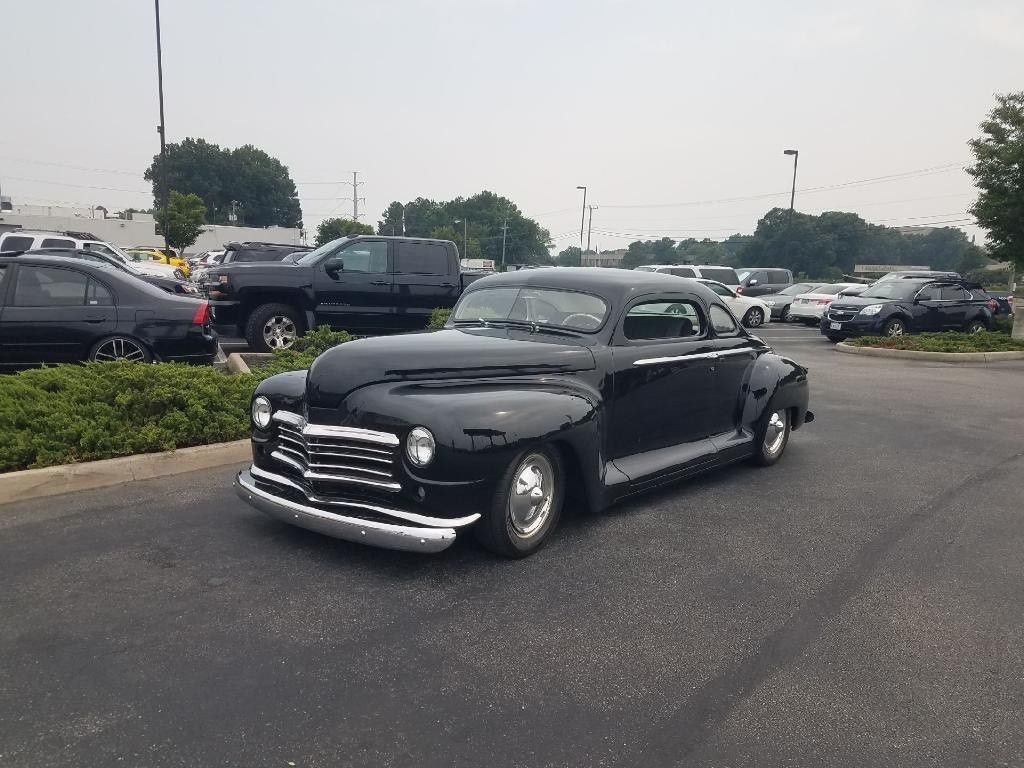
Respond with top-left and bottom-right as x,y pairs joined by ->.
806,284 -> 850,295
453,287 -> 609,331
780,283 -> 819,295
736,270 -> 752,281
859,282 -> 922,300
699,267 -> 738,284
635,266 -> 656,272
296,237 -> 351,266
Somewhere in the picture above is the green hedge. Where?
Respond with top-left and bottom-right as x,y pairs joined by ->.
0,327 -> 352,473
428,307 -> 452,329
846,331 -> 1024,353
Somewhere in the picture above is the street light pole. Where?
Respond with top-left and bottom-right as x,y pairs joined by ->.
154,0 -> 169,253
586,204 -> 597,256
783,149 -> 799,211
576,185 -> 587,253
454,218 -> 468,260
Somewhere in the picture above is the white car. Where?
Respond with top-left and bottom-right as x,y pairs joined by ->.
787,283 -> 862,324
696,278 -> 771,327
636,264 -> 741,290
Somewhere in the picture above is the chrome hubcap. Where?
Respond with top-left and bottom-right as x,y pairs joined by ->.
263,316 -> 297,349
93,338 -> 146,362
886,322 -> 904,336
969,323 -> 983,334
508,453 -> 555,538
764,411 -> 786,455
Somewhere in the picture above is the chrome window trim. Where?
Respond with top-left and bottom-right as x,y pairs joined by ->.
634,348 -> 754,366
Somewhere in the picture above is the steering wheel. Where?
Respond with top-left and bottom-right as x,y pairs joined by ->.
665,303 -> 689,315
561,313 -> 602,328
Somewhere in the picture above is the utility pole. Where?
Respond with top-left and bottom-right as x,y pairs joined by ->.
576,185 -> 587,251
586,204 -> 597,257
154,0 -> 169,253
350,171 -> 365,220
783,149 -> 799,211
500,216 -> 509,269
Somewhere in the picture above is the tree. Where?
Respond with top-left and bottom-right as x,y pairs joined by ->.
556,246 -> 581,266
157,191 -> 206,252
145,138 -> 302,228
315,217 -> 374,246
377,191 -> 551,266
967,91 -> 1024,336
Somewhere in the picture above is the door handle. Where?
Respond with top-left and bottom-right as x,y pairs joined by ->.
439,282 -> 455,288
369,280 -> 389,286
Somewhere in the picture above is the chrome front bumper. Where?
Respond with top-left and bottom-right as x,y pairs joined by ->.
234,466 -> 477,553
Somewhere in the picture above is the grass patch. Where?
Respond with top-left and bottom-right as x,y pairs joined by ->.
846,331 -> 1024,353
0,327 -> 352,473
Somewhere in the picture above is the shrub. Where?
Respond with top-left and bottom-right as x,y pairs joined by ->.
428,307 -> 452,329
847,331 -> 1024,353
0,326 -> 354,473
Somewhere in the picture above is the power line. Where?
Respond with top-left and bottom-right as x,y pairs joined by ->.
0,154 -> 142,176
1,175 -> 151,194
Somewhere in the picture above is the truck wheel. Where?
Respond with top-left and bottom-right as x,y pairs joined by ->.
475,446 -> 564,558
245,303 -> 304,352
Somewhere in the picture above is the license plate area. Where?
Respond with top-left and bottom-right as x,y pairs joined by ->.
829,321 -> 842,330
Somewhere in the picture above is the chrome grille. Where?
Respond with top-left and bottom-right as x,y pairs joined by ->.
828,308 -> 858,322
270,410 -> 401,492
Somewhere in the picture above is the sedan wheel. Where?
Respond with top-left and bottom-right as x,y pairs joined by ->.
743,307 -> 765,327
90,337 -> 150,363
752,408 -> 790,466
263,315 -> 298,350
476,446 -> 564,557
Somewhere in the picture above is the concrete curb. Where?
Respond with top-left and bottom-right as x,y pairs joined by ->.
835,343 -> 1024,363
225,353 -> 251,375
0,440 -> 251,507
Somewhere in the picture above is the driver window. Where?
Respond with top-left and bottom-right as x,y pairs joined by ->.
335,242 -> 388,273
623,300 -> 703,340
709,305 -> 739,336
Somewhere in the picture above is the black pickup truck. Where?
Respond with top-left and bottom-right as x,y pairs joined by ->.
203,235 -> 487,350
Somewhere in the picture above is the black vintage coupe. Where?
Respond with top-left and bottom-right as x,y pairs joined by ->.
235,268 -> 814,557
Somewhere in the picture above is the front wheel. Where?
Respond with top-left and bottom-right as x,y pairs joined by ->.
743,307 -> 765,328
779,306 -> 790,322
965,319 -> 987,334
245,303 -> 304,352
475,446 -> 564,558
882,318 -> 907,337
751,408 -> 790,466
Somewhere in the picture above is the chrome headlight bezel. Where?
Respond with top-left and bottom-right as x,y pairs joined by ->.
252,395 -> 273,430
406,426 -> 436,467
859,304 -> 884,316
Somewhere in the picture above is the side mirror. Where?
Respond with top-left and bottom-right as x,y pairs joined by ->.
747,278 -> 759,286
325,256 -> 344,274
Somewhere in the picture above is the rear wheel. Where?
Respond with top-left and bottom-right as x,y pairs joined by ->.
475,446 -> 564,558
245,303 -> 304,352
743,307 -> 765,328
751,408 -> 790,466
965,319 -> 987,334
88,336 -> 151,363
779,306 -> 790,322
882,318 -> 907,337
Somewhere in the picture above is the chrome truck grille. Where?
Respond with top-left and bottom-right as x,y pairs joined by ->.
270,410 -> 401,492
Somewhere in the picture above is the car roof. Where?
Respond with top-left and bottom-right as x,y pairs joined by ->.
466,267 -> 726,306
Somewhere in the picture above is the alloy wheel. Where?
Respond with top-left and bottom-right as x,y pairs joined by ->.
746,308 -> 764,327
92,338 -> 147,362
886,321 -> 905,337
263,315 -> 297,349
507,453 -> 555,538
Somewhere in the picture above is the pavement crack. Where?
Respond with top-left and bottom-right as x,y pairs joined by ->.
629,449 -> 1024,767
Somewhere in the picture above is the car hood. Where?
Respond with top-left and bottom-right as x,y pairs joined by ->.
306,328 -> 597,409
830,296 -> 901,309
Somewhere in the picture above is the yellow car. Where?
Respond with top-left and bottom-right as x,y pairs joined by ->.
128,247 -> 191,278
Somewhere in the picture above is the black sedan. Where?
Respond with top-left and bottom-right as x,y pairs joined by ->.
236,268 -> 814,557
0,253 -> 219,369
820,279 -> 994,341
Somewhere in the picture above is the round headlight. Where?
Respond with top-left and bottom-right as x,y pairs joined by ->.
406,426 -> 435,467
252,396 -> 273,430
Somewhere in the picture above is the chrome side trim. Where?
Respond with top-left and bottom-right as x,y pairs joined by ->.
249,465 -> 481,528
270,450 -> 403,491
272,411 -> 399,446
235,469 -> 458,553
634,348 -> 755,366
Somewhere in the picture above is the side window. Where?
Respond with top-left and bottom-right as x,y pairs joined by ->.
0,265 -> 7,302
623,300 -> 704,340
669,267 -> 696,277
13,265 -> 90,307
916,285 -> 941,301
770,269 -> 791,283
86,279 -> 114,306
396,242 -> 449,275
40,238 -> 75,249
709,304 -> 738,336
704,282 -> 732,297
940,285 -> 967,301
1,235 -> 35,252
337,241 -> 388,273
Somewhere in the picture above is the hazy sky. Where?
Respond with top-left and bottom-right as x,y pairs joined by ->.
2,0 -> 1022,251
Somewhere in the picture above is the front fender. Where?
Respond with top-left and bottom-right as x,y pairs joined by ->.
740,352 -> 810,431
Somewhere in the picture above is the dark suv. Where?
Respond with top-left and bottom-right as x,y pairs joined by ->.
821,279 -> 995,341
736,268 -> 793,296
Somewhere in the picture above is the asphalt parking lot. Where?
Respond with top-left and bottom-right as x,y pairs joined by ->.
3,323 -> 1024,767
